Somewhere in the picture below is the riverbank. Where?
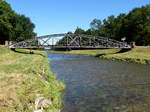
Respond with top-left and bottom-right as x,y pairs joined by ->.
59,46 -> 150,64
0,46 -> 65,112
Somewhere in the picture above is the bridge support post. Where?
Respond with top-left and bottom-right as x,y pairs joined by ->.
5,41 -> 13,48
130,42 -> 136,48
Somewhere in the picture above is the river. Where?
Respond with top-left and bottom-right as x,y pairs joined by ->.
48,52 -> 150,112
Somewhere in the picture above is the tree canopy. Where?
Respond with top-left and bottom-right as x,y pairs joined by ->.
73,4 -> 150,46
0,0 -> 36,44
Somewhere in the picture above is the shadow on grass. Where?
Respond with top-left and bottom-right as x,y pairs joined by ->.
95,48 -> 132,57
11,48 -> 46,57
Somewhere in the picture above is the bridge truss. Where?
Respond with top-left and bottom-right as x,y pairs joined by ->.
9,33 -> 131,49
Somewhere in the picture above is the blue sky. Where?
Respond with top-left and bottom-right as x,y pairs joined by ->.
6,0 -> 150,36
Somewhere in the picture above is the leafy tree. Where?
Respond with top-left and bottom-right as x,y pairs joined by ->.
56,4 -> 150,46
12,14 -> 36,42
0,0 -> 14,44
74,27 -> 85,34
0,0 -> 36,44
125,5 -> 150,45
90,19 -> 101,30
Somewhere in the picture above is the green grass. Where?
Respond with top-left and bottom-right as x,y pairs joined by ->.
59,46 -> 150,64
0,46 -> 65,112
101,46 -> 150,64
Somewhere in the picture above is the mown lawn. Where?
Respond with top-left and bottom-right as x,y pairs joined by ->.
60,46 -> 150,64
101,46 -> 150,64
0,46 -> 65,112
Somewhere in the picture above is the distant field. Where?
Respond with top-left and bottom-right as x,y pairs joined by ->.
61,46 -> 150,64
0,46 -> 64,112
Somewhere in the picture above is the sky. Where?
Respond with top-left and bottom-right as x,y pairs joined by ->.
6,0 -> 150,36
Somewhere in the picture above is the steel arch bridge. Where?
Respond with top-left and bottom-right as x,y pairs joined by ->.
9,33 -> 131,49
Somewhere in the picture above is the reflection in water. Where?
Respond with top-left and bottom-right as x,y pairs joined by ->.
48,53 -> 150,112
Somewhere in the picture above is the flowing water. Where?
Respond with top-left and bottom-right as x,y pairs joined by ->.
48,52 -> 150,112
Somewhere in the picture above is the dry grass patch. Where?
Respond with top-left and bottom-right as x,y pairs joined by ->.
0,73 -> 26,111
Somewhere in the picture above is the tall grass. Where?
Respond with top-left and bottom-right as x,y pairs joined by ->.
0,46 -> 65,112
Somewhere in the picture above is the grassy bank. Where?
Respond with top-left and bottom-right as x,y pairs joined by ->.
60,46 -> 150,64
0,46 -> 65,112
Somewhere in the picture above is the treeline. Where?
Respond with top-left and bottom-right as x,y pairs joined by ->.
73,4 -> 150,46
0,0 -> 36,44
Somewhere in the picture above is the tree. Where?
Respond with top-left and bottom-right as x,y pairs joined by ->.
74,27 -> 85,34
0,0 -> 36,44
73,4 -> 150,45
0,0 -> 14,44
90,19 -> 101,30
11,14 -> 36,42
125,5 -> 150,45
57,4 -> 150,46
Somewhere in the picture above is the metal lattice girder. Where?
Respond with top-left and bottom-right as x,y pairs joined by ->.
9,33 -> 131,49
36,34 -> 66,39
